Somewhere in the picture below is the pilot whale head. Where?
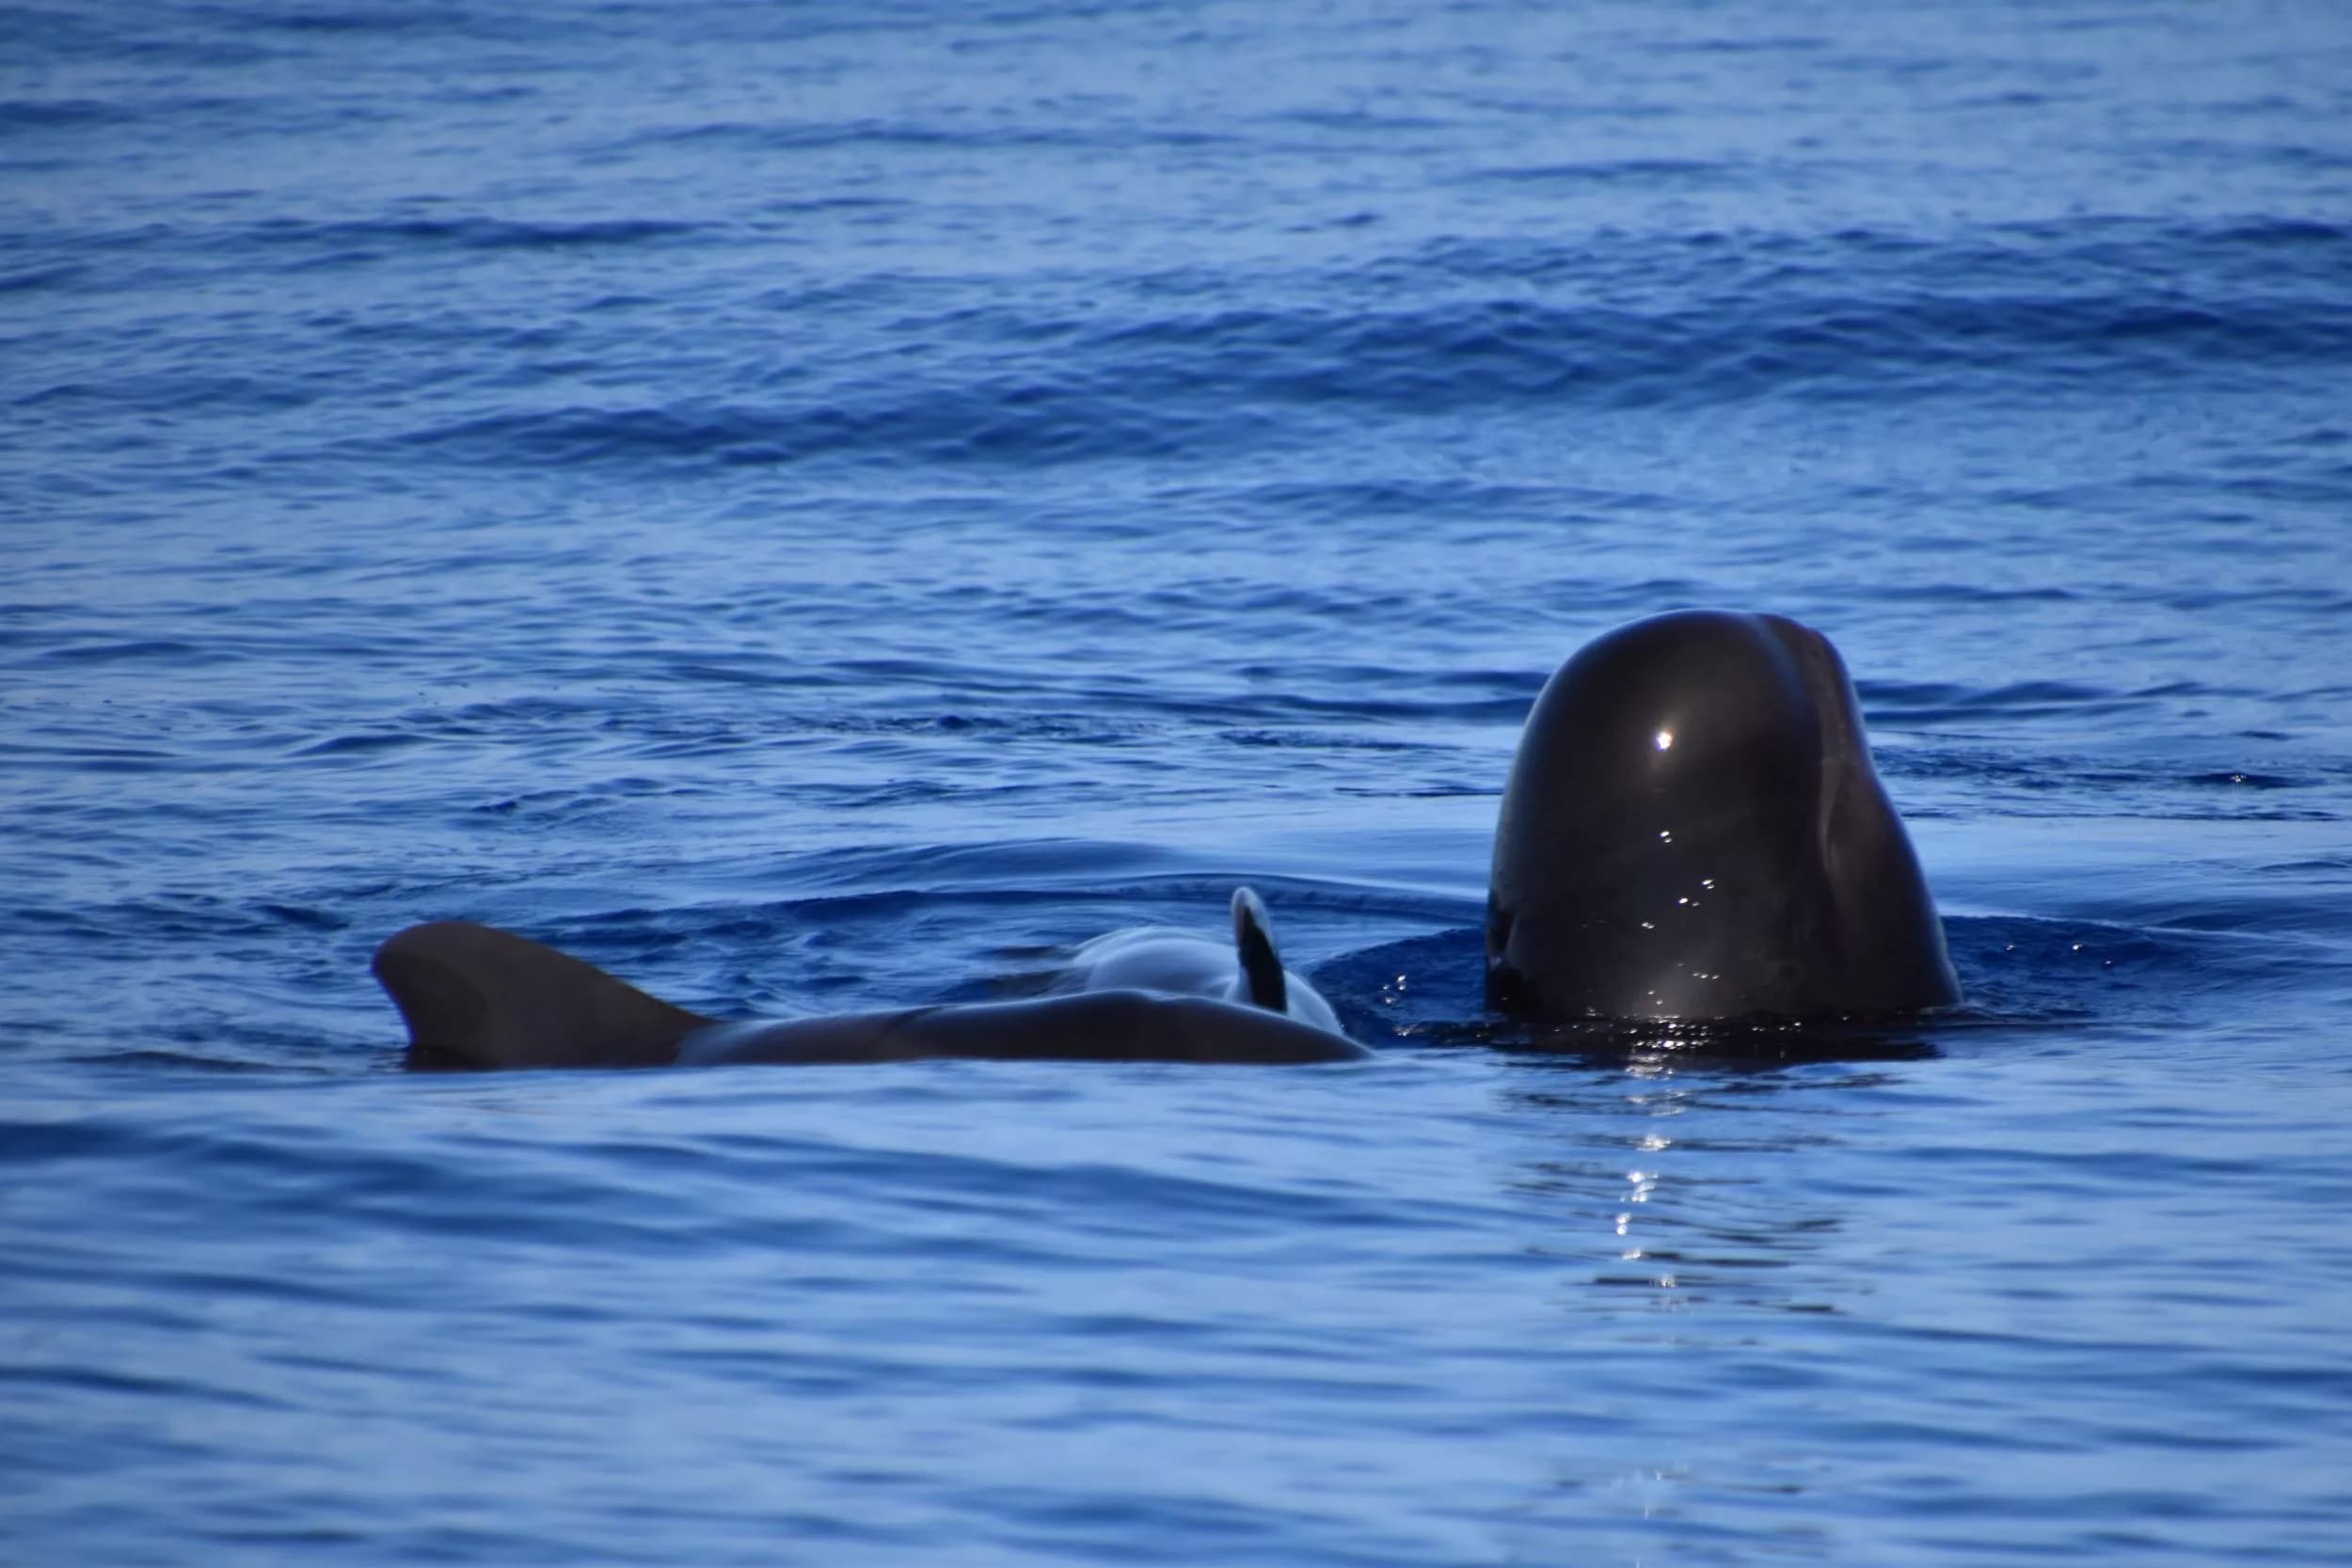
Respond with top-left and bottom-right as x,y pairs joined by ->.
1486,610 -> 1960,1021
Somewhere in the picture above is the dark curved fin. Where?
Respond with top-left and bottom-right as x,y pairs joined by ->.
373,922 -> 712,1071
1230,886 -> 1288,1014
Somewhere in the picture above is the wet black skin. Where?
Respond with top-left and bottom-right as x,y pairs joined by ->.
374,921 -> 1368,1071
1486,610 -> 1961,1021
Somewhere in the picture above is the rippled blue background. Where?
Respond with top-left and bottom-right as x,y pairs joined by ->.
6,1 -> 2351,1562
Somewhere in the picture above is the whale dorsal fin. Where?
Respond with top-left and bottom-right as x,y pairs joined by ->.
373,922 -> 712,1070
1230,886 -> 1289,1015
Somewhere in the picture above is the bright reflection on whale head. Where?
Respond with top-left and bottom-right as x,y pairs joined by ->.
1486,610 -> 1962,1021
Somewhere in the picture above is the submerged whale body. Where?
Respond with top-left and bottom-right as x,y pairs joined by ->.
1486,610 -> 1960,1021
375,890 -> 1365,1070
1049,887 -> 1344,1036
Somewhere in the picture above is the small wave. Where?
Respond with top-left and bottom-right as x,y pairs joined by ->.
390,390 -> 1220,468
244,214 -> 701,252
1467,157 -> 1732,186
0,263 -> 85,293
609,117 -> 1237,156
0,98 -> 129,131
253,4 -> 489,36
2209,218 -> 2344,246
288,732 -> 424,760
31,639 -> 218,667
1859,679 -> 2154,725
2189,770 -> 2307,791
286,209 -> 2351,470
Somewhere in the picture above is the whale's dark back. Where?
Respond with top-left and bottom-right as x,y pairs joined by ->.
1486,610 -> 1960,1020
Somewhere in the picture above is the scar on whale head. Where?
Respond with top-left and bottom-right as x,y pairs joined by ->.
373,887 -> 1364,1070
1486,609 -> 1960,1022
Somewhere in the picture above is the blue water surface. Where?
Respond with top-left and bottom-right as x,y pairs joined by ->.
6,1 -> 2352,1562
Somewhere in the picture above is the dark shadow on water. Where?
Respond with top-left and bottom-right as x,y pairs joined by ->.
1311,915 -> 2181,1068
1409,1014 -> 1942,1068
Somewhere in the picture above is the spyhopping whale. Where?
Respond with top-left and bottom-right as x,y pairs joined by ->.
1486,609 -> 1960,1020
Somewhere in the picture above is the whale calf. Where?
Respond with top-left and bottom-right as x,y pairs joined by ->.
375,902 -> 1365,1072
1049,887 -> 1344,1035
1486,610 -> 1960,1021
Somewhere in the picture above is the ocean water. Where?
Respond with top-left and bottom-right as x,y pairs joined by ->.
6,0 -> 2352,1560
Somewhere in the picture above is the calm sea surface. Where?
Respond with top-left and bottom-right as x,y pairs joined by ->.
6,1 -> 2352,1562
